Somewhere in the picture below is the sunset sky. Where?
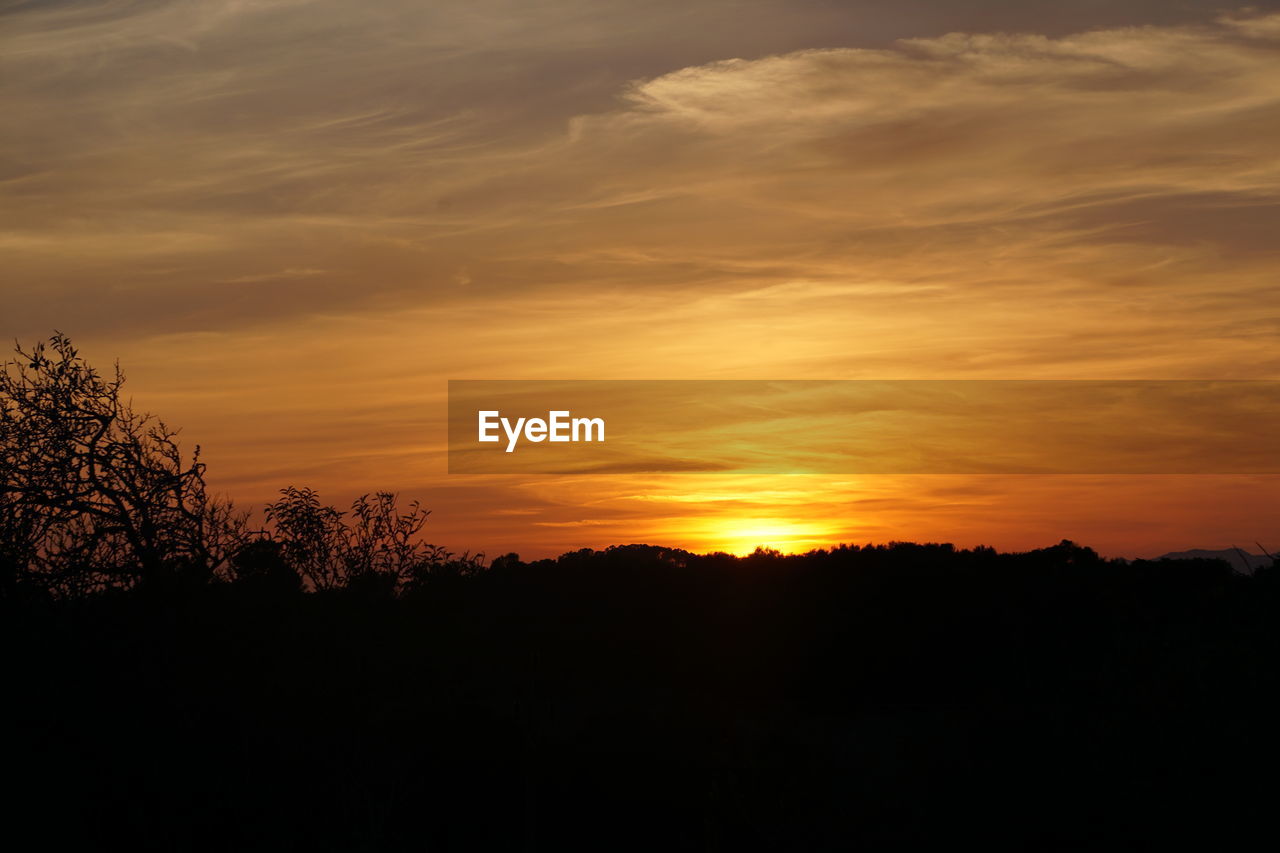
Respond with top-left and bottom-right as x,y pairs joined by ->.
4,0 -> 1279,558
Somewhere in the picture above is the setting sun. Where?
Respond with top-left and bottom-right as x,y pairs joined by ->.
693,518 -> 843,556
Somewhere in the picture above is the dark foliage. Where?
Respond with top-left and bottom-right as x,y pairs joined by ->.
5,542 -> 1280,850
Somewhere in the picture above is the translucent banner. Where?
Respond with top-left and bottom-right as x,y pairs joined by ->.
447,380 -> 1280,474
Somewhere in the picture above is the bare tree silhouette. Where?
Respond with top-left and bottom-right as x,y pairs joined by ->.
0,333 -> 246,597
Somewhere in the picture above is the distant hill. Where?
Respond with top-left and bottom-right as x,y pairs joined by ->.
1157,548 -> 1273,574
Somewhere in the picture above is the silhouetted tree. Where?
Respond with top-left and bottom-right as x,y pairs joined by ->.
0,333 -> 246,597
263,486 -> 475,593
346,490 -> 440,587
0,333 -> 474,600
263,486 -> 349,591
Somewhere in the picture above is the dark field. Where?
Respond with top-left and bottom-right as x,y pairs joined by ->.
7,541 -> 1280,850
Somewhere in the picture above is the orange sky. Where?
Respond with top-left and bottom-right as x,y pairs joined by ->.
3,1 -> 1279,558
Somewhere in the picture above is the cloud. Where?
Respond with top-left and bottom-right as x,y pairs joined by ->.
6,8 -> 1280,339
570,15 -> 1280,225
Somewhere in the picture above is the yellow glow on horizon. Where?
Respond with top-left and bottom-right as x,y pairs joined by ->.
695,518 -> 846,556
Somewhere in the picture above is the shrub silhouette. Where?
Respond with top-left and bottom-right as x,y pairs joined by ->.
227,538 -> 301,597
262,486 -> 478,593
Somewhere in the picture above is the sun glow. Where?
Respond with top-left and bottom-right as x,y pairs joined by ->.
708,519 -> 843,556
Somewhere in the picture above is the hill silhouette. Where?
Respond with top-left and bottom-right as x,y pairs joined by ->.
1157,547 -> 1273,574
4,335 -> 1280,849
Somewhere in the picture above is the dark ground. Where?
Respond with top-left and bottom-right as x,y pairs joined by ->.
6,540 -> 1280,850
